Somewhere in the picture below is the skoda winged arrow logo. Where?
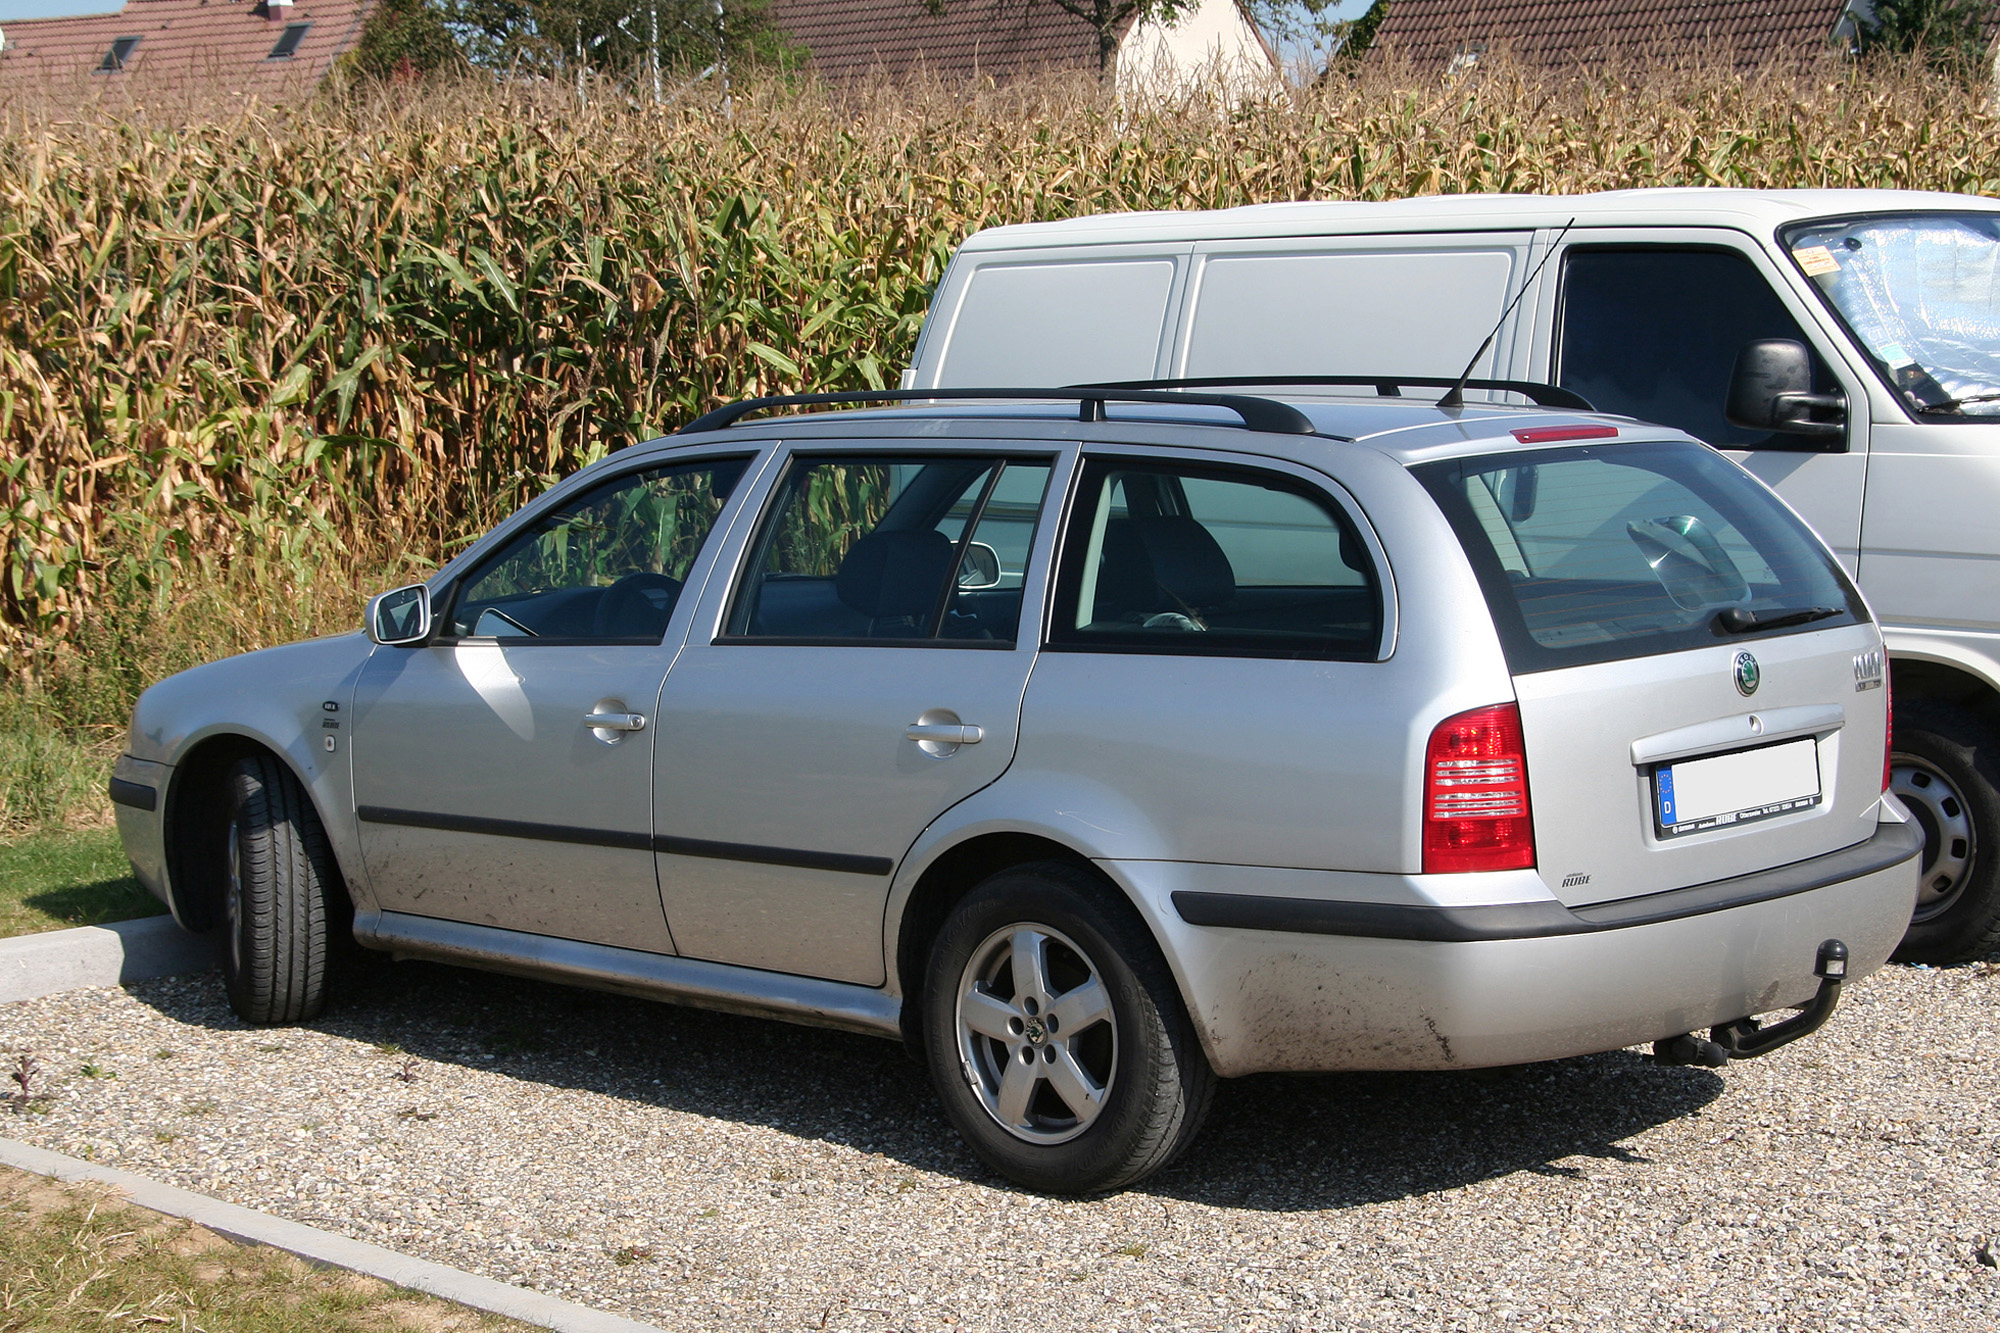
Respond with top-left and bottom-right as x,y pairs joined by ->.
1733,651 -> 1761,697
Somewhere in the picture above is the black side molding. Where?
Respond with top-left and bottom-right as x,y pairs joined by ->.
108,777 -> 157,812
356,806 -> 894,877
1172,819 -> 1923,942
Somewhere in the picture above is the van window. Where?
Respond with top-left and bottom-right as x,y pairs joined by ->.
934,259 -> 1175,387
1557,247 -> 1837,448
1183,247 -> 1519,380
1049,459 -> 1382,659
1415,439 -> 1864,673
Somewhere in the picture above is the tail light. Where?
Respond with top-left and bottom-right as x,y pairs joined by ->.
1423,703 -> 1535,874
1883,674 -> 1894,794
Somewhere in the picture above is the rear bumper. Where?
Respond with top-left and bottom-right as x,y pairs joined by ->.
1127,817 -> 1922,1077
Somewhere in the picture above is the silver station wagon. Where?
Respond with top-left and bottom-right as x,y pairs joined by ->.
110,382 -> 1922,1193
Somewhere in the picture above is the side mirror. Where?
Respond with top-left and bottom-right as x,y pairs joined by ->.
957,541 -> 1003,590
1726,339 -> 1846,439
366,584 -> 432,646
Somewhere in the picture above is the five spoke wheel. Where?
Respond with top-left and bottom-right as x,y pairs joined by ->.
956,925 -> 1117,1144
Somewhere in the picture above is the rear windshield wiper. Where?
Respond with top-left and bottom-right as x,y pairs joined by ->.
1714,605 -> 1843,634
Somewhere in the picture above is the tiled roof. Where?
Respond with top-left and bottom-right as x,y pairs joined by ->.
1369,0 -> 1866,67
765,0 -> 1117,82
0,0 -> 375,100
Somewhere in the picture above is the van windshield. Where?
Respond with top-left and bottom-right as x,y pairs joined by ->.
1783,213 -> 2000,417
1414,440 -> 1864,673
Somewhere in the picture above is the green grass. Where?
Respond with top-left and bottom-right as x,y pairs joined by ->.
0,827 -> 163,940
0,1164 -> 527,1332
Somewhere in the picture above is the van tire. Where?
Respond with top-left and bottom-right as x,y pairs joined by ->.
1890,699 -> 2000,964
922,863 -> 1214,1194
220,754 -> 340,1024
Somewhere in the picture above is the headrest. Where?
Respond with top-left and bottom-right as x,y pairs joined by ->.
836,529 -> 955,621
1128,514 -> 1235,610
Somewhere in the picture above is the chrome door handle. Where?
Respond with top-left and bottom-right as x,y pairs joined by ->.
585,711 -> 648,732
906,722 -> 983,746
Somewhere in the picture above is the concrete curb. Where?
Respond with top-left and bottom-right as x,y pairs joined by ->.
0,915 -> 219,1004
0,1137 -> 665,1333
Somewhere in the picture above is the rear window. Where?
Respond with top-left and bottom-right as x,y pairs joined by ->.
1414,439 -> 1865,672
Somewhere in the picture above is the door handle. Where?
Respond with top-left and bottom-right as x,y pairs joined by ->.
585,711 -> 648,732
906,722 -> 983,746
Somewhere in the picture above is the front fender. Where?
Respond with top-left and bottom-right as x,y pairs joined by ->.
126,632 -> 377,918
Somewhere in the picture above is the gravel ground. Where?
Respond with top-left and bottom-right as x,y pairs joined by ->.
2,951 -> 1995,1332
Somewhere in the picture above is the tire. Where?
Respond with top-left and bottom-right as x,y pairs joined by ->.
1890,698 -> 2000,964
220,754 -> 341,1024
921,862 -> 1214,1194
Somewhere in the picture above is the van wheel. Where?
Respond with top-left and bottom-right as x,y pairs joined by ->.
1890,699 -> 2000,964
922,862 -> 1214,1194
221,754 -> 339,1024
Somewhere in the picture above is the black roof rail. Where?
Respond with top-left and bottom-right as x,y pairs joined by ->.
676,387 -> 1320,437
1074,375 -> 1596,412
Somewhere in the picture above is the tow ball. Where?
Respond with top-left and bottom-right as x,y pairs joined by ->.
1652,939 -> 1849,1068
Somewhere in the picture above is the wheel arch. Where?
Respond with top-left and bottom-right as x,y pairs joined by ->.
1890,655 -> 2000,733
891,831 -> 1103,1048
160,730 -> 351,933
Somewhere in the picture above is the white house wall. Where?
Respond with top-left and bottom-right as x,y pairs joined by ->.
1117,0 -> 1276,100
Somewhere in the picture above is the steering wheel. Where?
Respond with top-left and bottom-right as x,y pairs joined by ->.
591,571 -> 683,639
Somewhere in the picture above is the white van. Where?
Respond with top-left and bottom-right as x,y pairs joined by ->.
906,189 -> 2000,963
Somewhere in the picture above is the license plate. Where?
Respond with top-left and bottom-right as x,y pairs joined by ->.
1654,737 -> 1821,838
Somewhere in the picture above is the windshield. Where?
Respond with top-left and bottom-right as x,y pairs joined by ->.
1783,213 -> 2000,417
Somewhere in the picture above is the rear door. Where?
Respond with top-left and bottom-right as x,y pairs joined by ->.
1416,437 -> 1889,906
649,446 -> 1065,985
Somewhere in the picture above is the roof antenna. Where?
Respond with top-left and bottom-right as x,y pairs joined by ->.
1437,217 -> 1576,410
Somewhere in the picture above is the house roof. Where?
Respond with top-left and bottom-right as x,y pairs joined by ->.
764,0 -> 1116,82
0,0 -> 374,100
1369,0 -> 1864,68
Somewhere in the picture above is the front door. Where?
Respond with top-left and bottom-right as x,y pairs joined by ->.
652,448 -> 1062,986
1548,237 -> 1871,574
350,454 -> 751,951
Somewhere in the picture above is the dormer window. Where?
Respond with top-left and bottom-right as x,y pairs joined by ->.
96,35 -> 140,71
267,22 -> 311,59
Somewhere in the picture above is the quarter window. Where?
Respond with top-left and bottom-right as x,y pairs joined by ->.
1558,247 -> 1838,448
1049,459 -> 1382,659
449,457 -> 749,641
726,455 -> 1053,644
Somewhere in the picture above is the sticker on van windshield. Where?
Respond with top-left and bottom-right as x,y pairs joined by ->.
1876,343 -> 1916,368
1792,245 -> 1841,276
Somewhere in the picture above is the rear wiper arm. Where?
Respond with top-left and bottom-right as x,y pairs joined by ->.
1714,605 -> 1843,634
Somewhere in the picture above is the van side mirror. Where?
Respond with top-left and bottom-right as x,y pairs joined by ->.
1726,339 -> 1846,440
366,584 -> 432,646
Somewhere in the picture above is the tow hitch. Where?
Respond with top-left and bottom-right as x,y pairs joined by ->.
1652,939 -> 1849,1068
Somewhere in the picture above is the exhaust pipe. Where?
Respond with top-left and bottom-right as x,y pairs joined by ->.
1653,939 -> 1849,1067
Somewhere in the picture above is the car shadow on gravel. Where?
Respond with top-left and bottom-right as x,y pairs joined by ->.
131,953 -> 1725,1213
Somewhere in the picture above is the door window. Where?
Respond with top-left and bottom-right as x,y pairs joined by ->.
725,455 -> 1054,644
1049,458 -> 1382,659
448,457 -> 749,642
1557,247 -> 1838,448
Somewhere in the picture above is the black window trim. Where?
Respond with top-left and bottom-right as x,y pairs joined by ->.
1042,453 -> 1388,663
1777,209 -> 2000,428
713,448 -> 1059,650
431,451 -> 757,648
1553,240 -> 1847,454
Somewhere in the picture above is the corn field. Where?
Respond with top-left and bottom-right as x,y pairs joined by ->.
5,54 -> 2000,711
